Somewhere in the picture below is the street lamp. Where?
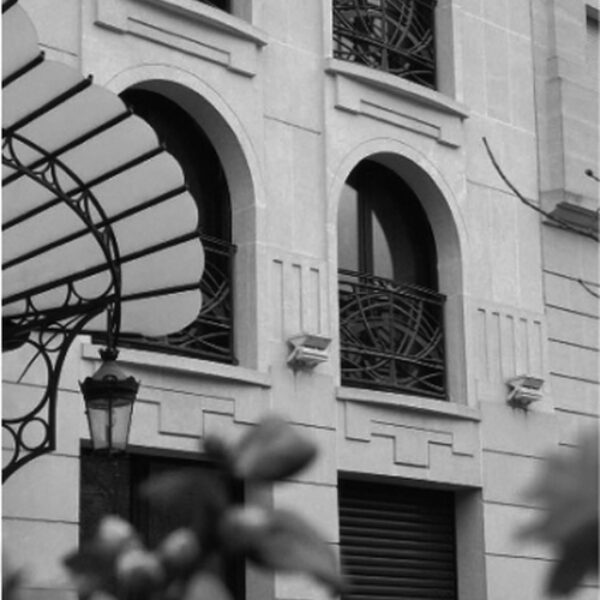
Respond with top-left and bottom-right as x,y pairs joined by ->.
79,348 -> 139,453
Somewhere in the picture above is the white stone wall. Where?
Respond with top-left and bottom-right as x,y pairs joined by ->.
3,1 -> 598,599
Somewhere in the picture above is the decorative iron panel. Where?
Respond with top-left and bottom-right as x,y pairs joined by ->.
333,0 -> 437,88
339,478 -> 457,600
116,235 -> 236,364
338,269 -> 446,398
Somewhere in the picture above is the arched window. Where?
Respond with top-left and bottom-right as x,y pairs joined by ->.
116,89 -> 236,363
338,160 -> 446,398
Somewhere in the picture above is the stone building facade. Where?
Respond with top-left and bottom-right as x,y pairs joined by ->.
3,1 -> 599,599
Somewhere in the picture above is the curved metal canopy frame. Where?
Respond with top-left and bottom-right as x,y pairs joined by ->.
2,0 -> 206,481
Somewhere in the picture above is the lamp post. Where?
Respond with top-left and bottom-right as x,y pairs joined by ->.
79,348 -> 139,453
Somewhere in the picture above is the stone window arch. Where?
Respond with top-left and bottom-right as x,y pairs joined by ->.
115,88 -> 236,364
337,158 -> 447,398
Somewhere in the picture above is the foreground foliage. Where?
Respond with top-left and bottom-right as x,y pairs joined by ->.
3,419 -> 598,599
520,429 -> 599,596
63,416 -> 343,600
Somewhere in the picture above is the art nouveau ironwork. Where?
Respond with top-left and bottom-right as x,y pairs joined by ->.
333,0 -> 437,88
338,269 -> 446,398
116,235 -> 236,364
2,0 -> 205,480
112,89 -> 236,364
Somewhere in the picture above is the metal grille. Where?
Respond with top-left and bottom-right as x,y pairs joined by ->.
333,0 -> 437,88
339,269 -> 446,398
339,478 -> 457,600
116,235 -> 236,364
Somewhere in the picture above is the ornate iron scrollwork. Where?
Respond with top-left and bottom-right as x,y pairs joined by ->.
2,131 -> 123,332
333,0 -> 437,88
339,269 -> 446,398
2,0 -> 205,481
2,128 -> 123,481
2,313 -> 104,481
116,235 -> 236,364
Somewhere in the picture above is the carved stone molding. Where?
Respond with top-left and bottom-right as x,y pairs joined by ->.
471,301 -> 548,404
95,0 -> 267,77
325,58 -> 469,148
270,257 -> 331,342
338,393 -> 481,486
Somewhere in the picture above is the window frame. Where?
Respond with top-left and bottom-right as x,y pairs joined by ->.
96,89 -> 238,365
340,160 -> 438,288
332,0 -> 439,89
337,160 -> 447,399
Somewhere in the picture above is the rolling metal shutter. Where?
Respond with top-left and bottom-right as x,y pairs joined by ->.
339,478 -> 457,600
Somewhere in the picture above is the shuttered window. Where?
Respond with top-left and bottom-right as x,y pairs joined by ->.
339,478 -> 458,600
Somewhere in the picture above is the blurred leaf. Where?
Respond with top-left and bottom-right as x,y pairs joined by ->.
548,530 -> 599,596
203,435 -> 232,465
163,579 -> 187,600
218,505 -> 271,551
231,416 -> 317,482
115,547 -> 164,599
88,593 -> 119,600
64,546 -> 119,599
96,516 -> 140,554
140,469 -> 228,547
64,516 -> 143,599
157,528 -> 201,577
220,506 -> 344,593
520,430 -> 599,595
182,573 -> 233,600
2,554 -> 22,600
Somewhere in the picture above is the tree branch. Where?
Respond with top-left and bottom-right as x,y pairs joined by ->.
577,278 -> 600,299
585,169 -> 600,183
482,137 -> 599,243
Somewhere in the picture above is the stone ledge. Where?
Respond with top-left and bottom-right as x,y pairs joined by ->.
82,343 -> 271,388
136,0 -> 268,46
325,58 -> 470,119
336,386 -> 481,421
95,0 -> 267,76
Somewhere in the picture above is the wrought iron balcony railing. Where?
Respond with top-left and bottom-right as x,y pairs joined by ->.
114,235 -> 236,364
333,0 -> 437,89
339,269 -> 446,398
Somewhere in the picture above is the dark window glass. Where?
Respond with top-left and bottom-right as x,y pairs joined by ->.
339,160 -> 437,288
120,89 -> 230,240
339,477 -> 458,600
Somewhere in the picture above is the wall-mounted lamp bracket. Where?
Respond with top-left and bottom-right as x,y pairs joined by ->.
507,375 -> 544,408
287,334 -> 331,370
